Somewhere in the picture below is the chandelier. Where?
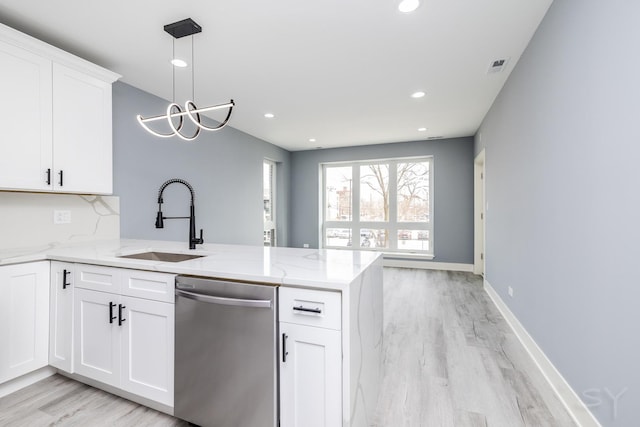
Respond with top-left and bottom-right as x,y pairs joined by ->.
137,18 -> 235,141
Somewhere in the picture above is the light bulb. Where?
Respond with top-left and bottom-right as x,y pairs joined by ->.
398,0 -> 420,13
170,59 -> 188,68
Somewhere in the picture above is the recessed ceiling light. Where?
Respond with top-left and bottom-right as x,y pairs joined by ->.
309,138 -> 316,143
264,113 -> 275,118
411,91 -> 426,98
398,0 -> 420,13
170,59 -> 188,68
418,127 -> 427,132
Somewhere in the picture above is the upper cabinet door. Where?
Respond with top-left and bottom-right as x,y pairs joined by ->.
0,40 -> 53,191
53,63 -> 113,194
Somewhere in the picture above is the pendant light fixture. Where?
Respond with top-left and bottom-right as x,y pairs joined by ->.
137,18 -> 235,141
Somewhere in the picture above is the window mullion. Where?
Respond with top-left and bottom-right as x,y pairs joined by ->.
388,161 -> 398,250
352,165 -> 361,237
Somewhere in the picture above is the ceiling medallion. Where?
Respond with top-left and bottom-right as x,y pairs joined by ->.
137,18 -> 235,141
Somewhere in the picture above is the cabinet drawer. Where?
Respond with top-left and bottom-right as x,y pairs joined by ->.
121,270 -> 176,303
75,264 -> 120,293
279,287 -> 341,330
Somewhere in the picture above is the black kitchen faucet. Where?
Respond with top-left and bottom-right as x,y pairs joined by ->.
155,178 -> 204,250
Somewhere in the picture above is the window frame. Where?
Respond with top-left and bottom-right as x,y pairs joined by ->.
263,159 -> 277,247
321,156 -> 434,256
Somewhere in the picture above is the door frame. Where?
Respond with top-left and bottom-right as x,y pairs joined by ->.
473,149 -> 486,276
263,159 -> 277,246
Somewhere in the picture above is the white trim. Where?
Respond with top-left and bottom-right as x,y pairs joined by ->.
0,366 -> 57,398
473,149 -> 485,276
483,279 -> 601,427
383,259 -> 473,271
0,23 -> 120,83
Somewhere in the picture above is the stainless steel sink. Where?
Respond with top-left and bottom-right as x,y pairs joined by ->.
118,252 -> 205,262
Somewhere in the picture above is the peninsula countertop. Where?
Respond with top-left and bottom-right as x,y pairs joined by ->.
0,239 -> 382,291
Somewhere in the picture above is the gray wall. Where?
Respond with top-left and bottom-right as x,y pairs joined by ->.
476,1 -> 639,425
290,138 -> 474,264
113,82 -> 290,247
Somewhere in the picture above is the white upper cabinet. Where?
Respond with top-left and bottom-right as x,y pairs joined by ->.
0,23 -> 119,195
52,63 -> 113,194
0,40 -> 52,191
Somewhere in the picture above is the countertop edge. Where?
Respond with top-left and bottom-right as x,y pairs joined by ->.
0,239 -> 383,292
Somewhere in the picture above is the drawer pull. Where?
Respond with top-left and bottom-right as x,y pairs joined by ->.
293,305 -> 322,314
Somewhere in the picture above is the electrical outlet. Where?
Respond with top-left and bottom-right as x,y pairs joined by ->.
53,210 -> 71,224
508,286 -> 514,297
303,243 -> 310,248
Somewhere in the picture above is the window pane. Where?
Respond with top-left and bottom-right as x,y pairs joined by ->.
263,162 -> 272,222
360,164 -> 389,221
325,167 -> 352,221
360,229 -> 388,249
397,161 -> 429,222
326,228 -> 352,247
397,230 -> 430,251
263,161 -> 276,247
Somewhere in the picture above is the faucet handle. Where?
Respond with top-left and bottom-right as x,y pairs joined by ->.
196,229 -> 204,244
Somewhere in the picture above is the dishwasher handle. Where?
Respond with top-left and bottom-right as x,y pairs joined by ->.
176,288 -> 272,308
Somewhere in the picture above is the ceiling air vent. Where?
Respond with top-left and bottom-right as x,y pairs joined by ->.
487,58 -> 509,74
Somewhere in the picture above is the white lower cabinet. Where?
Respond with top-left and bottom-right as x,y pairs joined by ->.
72,265 -> 175,407
74,288 -> 120,386
0,261 -> 50,384
119,295 -> 174,405
279,322 -> 342,427
49,262 -> 74,372
279,287 -> 342,427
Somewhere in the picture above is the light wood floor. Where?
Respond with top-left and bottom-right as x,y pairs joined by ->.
0,268 -> 576,426
373,269 -> 576,427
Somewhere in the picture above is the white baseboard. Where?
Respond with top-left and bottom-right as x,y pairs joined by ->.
483,280 -> 601,427
384,259 -> 474,272
0,366 -> 57,398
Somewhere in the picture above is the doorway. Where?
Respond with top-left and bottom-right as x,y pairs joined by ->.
474,149 -> 485,276
263,160 -> 276,246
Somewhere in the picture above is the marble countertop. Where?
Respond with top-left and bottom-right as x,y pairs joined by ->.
0,239 -> 382,291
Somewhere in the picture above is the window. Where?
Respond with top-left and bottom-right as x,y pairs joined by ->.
263,160 -> 276,246
322,157 -> 433,255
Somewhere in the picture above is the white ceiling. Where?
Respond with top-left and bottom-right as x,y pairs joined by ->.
0,0 -> 552,151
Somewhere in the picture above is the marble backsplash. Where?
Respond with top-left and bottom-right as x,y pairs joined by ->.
0,191 -> 120,251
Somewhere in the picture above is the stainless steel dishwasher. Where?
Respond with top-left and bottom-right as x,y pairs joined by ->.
174,275 -> 278,427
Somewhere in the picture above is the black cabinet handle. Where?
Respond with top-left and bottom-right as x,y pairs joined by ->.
62,269 -> 70,289
118,304 -> 126,326
109,302 -> 116,324
58,170 -> 64,187
46,168 -> 51,185
282,333 -> 288,363
293,305 -> 322,314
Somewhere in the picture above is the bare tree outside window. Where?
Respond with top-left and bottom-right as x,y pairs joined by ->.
360,164 -> 389,221
397,162 -> 429,222
323,157 -> 433,254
